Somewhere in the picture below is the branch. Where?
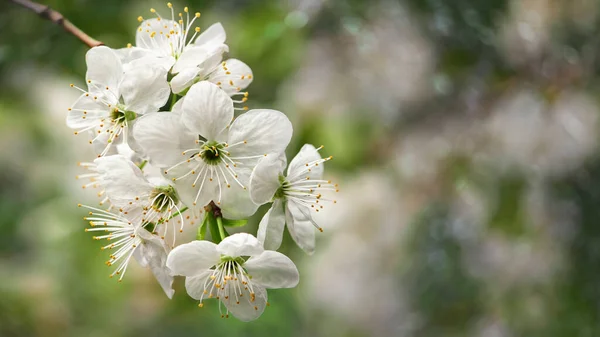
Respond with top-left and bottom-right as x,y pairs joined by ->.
10,0 -> 103,48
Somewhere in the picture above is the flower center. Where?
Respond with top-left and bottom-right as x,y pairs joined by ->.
200,141 -> 226,165
111,107 -> 137,124
150,185 -> 179,212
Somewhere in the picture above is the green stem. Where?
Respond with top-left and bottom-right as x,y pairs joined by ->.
208,213 -> 221,243
216,216 -> 226,242
169,94 -> 179,110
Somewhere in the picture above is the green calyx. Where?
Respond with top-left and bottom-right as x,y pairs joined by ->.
111,107 -> 137,123
274,175 -> 288,199
200,141 -> 227,165
150,185 -> 179,212
219,256 -> 246,265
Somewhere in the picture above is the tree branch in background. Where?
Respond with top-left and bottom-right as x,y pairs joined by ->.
10,0 -> 103,48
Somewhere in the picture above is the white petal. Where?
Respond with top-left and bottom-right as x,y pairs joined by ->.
244,250 -> 299,289
257,200 -> 286,251
133,111 -> 197,167
66,94 -> 108,129
94,155 -> 154,206
113,46 -> 149,66
221,283 -> 267,322
85,46 -> 123,95
136,19 -> 180,57
181,81 -> 233,139
227,109 -> 293,161
250,153 -> 286,204
219,165 -> 259,220
127,54 -> 176,72
196,46 -> 227,78
287,143 -> 324,180
166,240 -> 220,277
89,126 -> 119,156
285,201 -> 316,255
170,67 -> 201,94
217,233 -> 263,258
120,65 -> 170,115
219,189 -> 259,220
172,96 -> 185,113
136,229 -> 175,299
184,270 -> 213,300
194,22 -> 227,47
172,46 -> 210,74
208,59 -> 253,96
171,164 -> 218,210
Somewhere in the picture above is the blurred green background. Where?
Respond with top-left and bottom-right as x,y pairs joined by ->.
3,0 -> 600,336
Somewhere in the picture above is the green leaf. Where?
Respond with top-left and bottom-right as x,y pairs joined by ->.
222,219 -> 248,227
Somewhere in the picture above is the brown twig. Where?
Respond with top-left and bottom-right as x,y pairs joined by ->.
10,0 -> 103,48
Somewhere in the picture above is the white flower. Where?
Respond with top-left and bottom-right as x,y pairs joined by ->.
66,46 -> 170,156
250,144 -> 337,254
122,4 -> 252,96
166,233 -> 299,321
82,205 -> 174,298
133,81 -> 293,219
92,154 -> 186,238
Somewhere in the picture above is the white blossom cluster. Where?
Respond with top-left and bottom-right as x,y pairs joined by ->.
67,4 -> 337,321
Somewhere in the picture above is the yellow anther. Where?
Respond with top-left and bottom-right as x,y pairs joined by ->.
198,303 -> 204,308
184,7 -> 189,12
195,12 -> 201,18
195,27 -> 200,33
167,2 -> 172,8
150,8 -> 156,13
137,16 -> 143,22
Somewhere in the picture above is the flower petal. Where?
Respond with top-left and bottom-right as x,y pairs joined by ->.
172,45 -> 225,74
285,201 -> 316,255
171,163 -> 218,210
184,270 -> 213,300
136,229 -> 175,299
257,199 -> 286,251
66,94 -> 108,129
120,65 -> 170,115
85,46 -> 123,96
133,111 -> 197,167
113,46 -> 149,66
170,67 -> 201,94
250,153 -> 286,204
194,22 -> 227,47
181,81 -> 234,139
244,250 -> 299,289
166,240 -> 220,277
94,155 -> 154,206
221,283 -> 267,322
217,233 -> 263,258
219,165 -> 259,220
227,109 -> 293,161
208,59 -> 253,96
287,143 -> 324,180
127,54 -> 176,72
